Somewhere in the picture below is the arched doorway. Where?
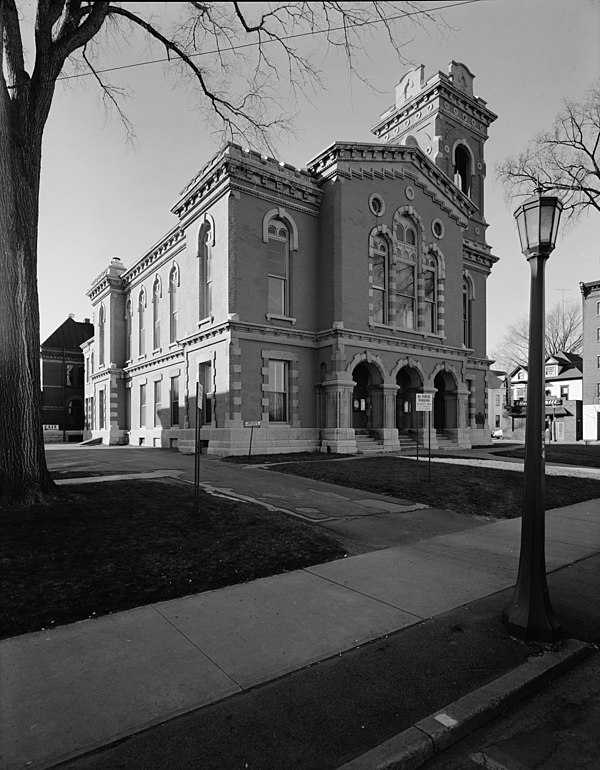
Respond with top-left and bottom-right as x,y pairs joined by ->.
396,366 -> 423,434
434,370 -> 457,435
352,362 -> 383,432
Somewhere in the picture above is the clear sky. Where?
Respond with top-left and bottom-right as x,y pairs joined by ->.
37,0 -> 600,362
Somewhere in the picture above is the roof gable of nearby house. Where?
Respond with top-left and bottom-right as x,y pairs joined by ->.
42,317 -> 94,351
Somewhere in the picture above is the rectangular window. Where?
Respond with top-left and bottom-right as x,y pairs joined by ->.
597,328 -> 600,342
267,237 -> 288,315
597,356 -> 600,369
125,313 -> 131,361
124,388 -> 131,431
98,389 -> 105,430
560,385 -> 569,399
171,376 -> 179,426
268,360 -> 288,422
139,384 -> 146,427
199,362 -> 214,424
495,394 -> 501,406
597,301 -> 600,315
154,380 -> 161,427
597,383 -> 600,399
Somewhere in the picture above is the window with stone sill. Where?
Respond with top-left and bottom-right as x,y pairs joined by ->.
267,221 -> 290,317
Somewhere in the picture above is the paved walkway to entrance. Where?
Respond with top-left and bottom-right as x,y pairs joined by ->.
2,447 -> 600,769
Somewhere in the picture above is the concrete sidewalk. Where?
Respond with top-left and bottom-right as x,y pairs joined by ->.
2,488 -> 600,770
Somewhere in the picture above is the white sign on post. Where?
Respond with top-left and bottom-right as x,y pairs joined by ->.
415,393 -> 433,412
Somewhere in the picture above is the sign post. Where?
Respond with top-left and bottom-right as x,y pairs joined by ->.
244,420 -> 261,457
415,393 -> 434,482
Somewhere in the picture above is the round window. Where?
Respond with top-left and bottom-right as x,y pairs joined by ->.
369,194 -> 385,217
432,219 -> 445,239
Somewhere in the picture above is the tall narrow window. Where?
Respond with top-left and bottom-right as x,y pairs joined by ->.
98,389 -> 105,430
370,235 -> 388,324
463,277 -> 473,347
170,376 -> 179,426
268,360 -> 288,422
422,254 -> 437,333
153,278 -> 161,350
199,221 -> 213,319
98,305 -> 105,366
199,361 -> 214,424
139,384 -> 146,427
153,381 -> 161,427
125,299 -> 132,361
395,217 -> 417,329
169,267 -> 178,343
138,290 -> 146,356
124,388 -> 131,430
267,221 -> 289,315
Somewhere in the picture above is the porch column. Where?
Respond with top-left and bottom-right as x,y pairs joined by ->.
373,384 -> 400,450
319,378 -> 357,454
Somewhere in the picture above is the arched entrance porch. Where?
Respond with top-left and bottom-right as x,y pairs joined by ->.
352,361 -> 383,432
396,366 -> 423,436
433,370 -> 458,438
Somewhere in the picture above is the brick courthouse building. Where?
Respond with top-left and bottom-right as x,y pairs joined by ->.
83,62 -> 498,454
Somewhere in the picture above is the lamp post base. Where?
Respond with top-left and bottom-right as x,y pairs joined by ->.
502,601 -> 562,643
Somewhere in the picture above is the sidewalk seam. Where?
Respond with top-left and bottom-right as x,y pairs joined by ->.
301,567 -> 426,621
150,605 -> 243,689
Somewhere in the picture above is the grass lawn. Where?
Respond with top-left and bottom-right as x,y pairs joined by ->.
1,480 -> 347,640
495,443 -> 600,468
262,456 -> 600,519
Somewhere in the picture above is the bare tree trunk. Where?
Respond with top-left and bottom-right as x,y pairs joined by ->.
0,113 -> 56,506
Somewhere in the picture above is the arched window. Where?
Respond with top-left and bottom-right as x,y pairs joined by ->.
199,220 -> 213,319
454,144 -> 471,196
98,305 -> 105,366
395,216 -> 417,329
370,234 -> 389,324
152,278 -> 161,350
422,254 -> 438,333
124,299 -> 132,361
169,266 -> 178,343
138,289 -> 146,356
267,219 -> 290,316
463,276 -> 474,347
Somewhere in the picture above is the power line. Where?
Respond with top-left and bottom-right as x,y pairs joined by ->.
45,0 -> 481,85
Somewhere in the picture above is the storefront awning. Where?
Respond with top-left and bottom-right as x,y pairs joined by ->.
545,406 -> 571,417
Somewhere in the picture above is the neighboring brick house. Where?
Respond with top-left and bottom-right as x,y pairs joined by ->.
41,315 -> 94,442
580,279 -> 600,439
83,61 -> 499,455
505,353 -> 583,442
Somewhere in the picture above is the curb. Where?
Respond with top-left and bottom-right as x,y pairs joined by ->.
337,638 -> 594,770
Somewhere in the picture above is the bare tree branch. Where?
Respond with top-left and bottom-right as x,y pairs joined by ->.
497,82 -> 600,223
492,300 -> 583,373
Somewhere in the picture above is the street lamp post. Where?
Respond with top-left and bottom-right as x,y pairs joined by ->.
502,187 -> 563,643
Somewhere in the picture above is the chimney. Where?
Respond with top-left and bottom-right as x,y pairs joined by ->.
68,313 -> 75,319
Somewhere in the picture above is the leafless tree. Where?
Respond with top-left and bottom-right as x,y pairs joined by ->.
0,1 -> 438,506
491,300 -> 583,374
496,81 -> 600,223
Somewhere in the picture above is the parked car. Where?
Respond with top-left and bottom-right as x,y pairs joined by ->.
491,428 -> 503,439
